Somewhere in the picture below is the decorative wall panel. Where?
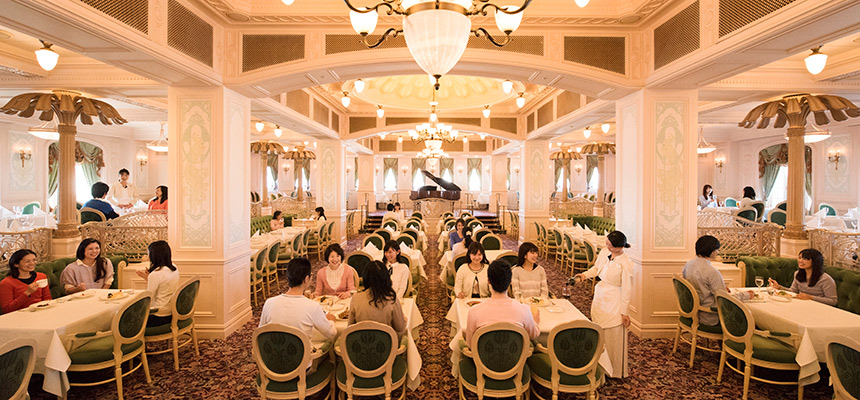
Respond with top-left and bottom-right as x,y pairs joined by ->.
654,101 -> 686,248
179,99 -> 213,247
527,144 -> 546,211
242,34 -> 304,72
8,133 -> 35,192
823,136 -> 849,193
228,101 -> 247,244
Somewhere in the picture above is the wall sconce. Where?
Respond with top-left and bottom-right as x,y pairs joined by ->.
574,165 -> 582,175
714,158 -> 725,173
345,166 -> 352,173
283,164 -> 291,173
828,151 -> 842,170
17,146 -> 32,168
375,166 -> 381,173
457,167 -> 464,174
401,166 -> 409,175
513,166 -> 520,174
137,154 -> 148,169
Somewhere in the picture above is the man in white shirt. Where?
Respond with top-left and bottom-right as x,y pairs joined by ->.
108,168 -> 137,210
382,203 -> 402,227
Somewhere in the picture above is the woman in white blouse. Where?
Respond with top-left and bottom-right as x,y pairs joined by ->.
455,242 -> 490,298
136,240 -> 180,327
382,240 -> 410,300
574,231 -> 633,378
108,168 -> 137,210
511,242 -> 548,298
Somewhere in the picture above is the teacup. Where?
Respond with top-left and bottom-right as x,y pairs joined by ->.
37,279 -> 48,288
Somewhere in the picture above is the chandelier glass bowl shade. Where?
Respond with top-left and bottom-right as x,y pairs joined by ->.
404,7 -> 471,79
804,47 -> 828,75
147,123 -> 169,153
34,40 -> 59,71
696,136 -> 716,154
27,121 -> 59,141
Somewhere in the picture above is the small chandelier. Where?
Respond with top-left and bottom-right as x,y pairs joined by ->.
28,121 -> 59,141
783,124 -> 832,144
696,126 -> 716,154
345,0 -> 532,87
417,146 -> 448,159
409,121 -> 458,145
147,123 -> 169,153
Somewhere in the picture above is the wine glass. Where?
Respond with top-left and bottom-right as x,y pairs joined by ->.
561,284 -> 571,300
755,276 -> 764,289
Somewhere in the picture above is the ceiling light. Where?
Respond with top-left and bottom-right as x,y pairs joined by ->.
482,106 -> 491,118
304,141 -> 309,145
696,127 -> 715,154
463,136 -> 469,143
281,0 -> 294,4
312,141 -> 317,147
377,105 -> 385,118
34,40 -> 59,71
274,126 -> 282,137
574,0 -> 590,7
398,136 -> 403,143
380,133 -> 387,139
804,46 -> 828,75
255,121 -> 265,132
479,133 -> 486,140
147,123 -> 169,153
784,126 -> 832,144
556,142 -> 562,147
502,79 -> 513,94
430,111 -> 438,122
354,79 -> 366,93
601,123 -> 610,134
27,121 -> 59,141
516,94 -> 525,108
583,127 -> 591,139
341,92 -> 350,107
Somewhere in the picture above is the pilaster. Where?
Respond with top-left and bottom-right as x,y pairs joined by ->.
518,140 -> 550,243
490,154 -> 507,212
317,140 -> 346,243
356,154 -> 375,212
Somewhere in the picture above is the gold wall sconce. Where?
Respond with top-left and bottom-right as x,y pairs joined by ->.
574,165 -> 583,175
828,151 -> 842,170
714,158 -> 725,173
137,154 -> 148,169
457,167 -> 464,174
401,166 -> 409,175
17,146 -> 32,168
283,164 -> 290,173
513,166 -> 520,174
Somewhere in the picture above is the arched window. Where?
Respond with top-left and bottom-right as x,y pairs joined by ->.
383,158 -> 398,191
467,159 -> 482,191
47,141 -> 105,208
267,166 -> 278,192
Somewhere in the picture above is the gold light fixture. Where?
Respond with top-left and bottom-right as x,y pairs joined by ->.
28,121 -> 59,141
828,151 -> 841,170
16,146 -> 32,168
714,158 -> 724,173
34,40 -> 59,71
696,126 -> 716,154
147,123 -> 169,153
137,154 -> 148,169
804,46 -> 828,75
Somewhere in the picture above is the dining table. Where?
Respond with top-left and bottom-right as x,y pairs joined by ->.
360,243 -> 428,280
0,211 -> 58,231
730,287 -> 860,386
437,249 -> 512,284
555,226 -> 606,250
311,297 -> 424,390
445,297 -> 613,378
0,289 -> 143,396
250,226 -> 308,251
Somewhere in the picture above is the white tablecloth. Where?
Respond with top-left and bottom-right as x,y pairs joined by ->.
438,250 -> 511,284
445,298 -> 612,377
312,298 -> 424,390
804,215 -> 855,230
0,213 -> 58,231
705,206 -> 738,214
556,228 -> 606,250
250,227 -> 308,251
731,287 -> 860,385
293,218 -> 319,228
0,289 -> 141,396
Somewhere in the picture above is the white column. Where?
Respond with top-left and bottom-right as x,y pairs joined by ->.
615,89 -> 698,338
490,154 -> 507,212
356,154 -> 375,212
518,140 -> 551,242
167,86 -> 252,339
317,140 -> 346,244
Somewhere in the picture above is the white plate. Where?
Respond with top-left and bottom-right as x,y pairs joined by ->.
545,306 -> 564,313
29,300 -> 53,311
99,292 -> 128,301
71,291 -> 94,300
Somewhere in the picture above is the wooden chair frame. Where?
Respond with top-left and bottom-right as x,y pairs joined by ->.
251,247 -> 267,306
253,324 -> 335,400
335,321 -> 406,400
530,320 -> 605,400
80,207 -> 107,224
460,322 -> 532,400
671,274 -> 723,367
0,338 -> 36,400
145,276 -> 201,372
825,335 -> 860,400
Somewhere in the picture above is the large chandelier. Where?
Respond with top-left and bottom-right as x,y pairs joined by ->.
417,146 -> 448,159
345,0 -> 532,88
409,122 -> 458,148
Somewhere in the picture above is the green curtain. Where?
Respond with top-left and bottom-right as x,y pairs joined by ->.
47,143 -> 60,197
586,155 -> 598,187
384,158 -> 398,190
554,159 -> 562,193
805,146 -> 813,211
267,153 -> 279,181
76,142 -> 104,187
758,144 -> 786,200
294,159 -> 310,192
440,158 -> 453,180
411,158 -> 426,190
467,158 -> 481,190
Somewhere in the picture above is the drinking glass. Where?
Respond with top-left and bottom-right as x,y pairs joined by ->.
561,284 -> 571,300
755,276 -> 764,289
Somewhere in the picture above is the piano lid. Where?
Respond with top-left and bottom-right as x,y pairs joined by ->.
422,170 -> 461,192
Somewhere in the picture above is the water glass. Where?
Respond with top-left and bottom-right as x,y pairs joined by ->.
754,276 -> 764,289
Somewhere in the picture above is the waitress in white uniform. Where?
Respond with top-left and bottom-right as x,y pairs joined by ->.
574,230 -> 633,378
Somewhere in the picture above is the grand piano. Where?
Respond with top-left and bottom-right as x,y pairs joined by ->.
410,170 -> 461,201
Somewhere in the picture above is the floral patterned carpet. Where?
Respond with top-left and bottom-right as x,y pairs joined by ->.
29,233 -> 835,399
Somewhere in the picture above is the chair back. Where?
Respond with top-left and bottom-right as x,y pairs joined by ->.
346,251 -> 374,281
453,254 -> 470,272
734,207 -> 757,222
395,234 -> 414,249
471,323 -> 531,393
374,229 -> 391,242
405,220 -> 421,231
292,233 -> 303,254
724,197 -> 737,207
672,274 -> 699,322
715,291 -> 754,355
339,321 -> 400,389
363,234 -> 385,251
551,228 -> 562,246
411,211 -> 423,220
382,219 -> 399,231
301,230 -> 311,253
750,201 -> 765,221
547,320 -> 604,388
442,212 -> 453,219
776,201 -> 787,211
253,248 -> 267,273
820,203 -> 837,216
445,219 -> 456,231
768,209 -> 787,227
562,233 -> 573,254
22,202 -> 41,215
80,207 -> 106,224
495,251 -> 518,268
826,336 -> 860,400
267,241 -> 281,265
460,212 -> 472,219
403,228 -> 419,243
326,221 -> 335,240
114,294 -> 152,353
252,324 -> 313,398
468,220 -> 483,230
480,234 -> 502,251
474,229 -> 491,244
172,276 -> 201,322
0,338 -> 36,400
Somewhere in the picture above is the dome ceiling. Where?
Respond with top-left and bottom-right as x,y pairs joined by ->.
351,75 -> 516,111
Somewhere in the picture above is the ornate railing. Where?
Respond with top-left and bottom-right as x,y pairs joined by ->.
550,197 -> 594,218
271,197 -> 315,218
0,227 -> 53,269
809,229 -> 860,271
697,211 -> 783,262
603,202 -> 615,219
251,202 -> 262,218
79,211 -> 167,262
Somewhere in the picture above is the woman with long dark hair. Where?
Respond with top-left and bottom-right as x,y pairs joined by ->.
512,242 -> 548,298
148,185 -> 168,211
383,240 -> 410,300
699,184 -> 717,208
769,248 -> 837,305
270,210 -> 285,231
0,249 -> 51,313
61,238 -> 114,294
574,230 -> 634,378
348,260 -> 407,339
449,218 -> 467,250
136,240 -> 180,326
739,186 -> 757,209
455,242 -> 490,298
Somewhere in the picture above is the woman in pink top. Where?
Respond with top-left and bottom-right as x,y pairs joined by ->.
315,244 -> 355,299
0,249 -> 51,313
148,185 -> 168,211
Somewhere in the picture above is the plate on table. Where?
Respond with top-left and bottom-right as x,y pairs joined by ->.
29,300 -> 53,311
545,306 -> 564,313
772,290 -> 796,298
466,300 -> 483,307
71,291 -> 94,300
336,308 -> 350,320
99,291 -> 128,301
528,297 -> 548,307
316,296 -> 335,306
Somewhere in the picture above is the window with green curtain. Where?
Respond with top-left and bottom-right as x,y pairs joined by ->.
384,158 -> 398,191
354,158 -> 359,190
411,158 -> 426,190
758,143 -> 813,210
440,157 -> 453,182
586,155 -> 598,193
267,153 -> 279,191
48,141 -> 105,207
467,158 -> 481,191
506,158 -> 510,190
294,159 -> 310,192
554,159 -> 563,193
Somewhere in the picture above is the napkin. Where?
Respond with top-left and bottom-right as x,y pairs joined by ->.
252,230 -> 260,237
31,207 -> 46,216
849,208 -> 860,221
399,241 -> 410,253
8,219 -> 22,232
364,242 -> 379,252
584,225 -> 592,233
806,217 -> 821,229
0,207 -> 13,218
136,199 -> 147,207
815,209 -> 828,218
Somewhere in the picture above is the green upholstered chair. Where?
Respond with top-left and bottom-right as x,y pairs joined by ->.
736,257 -> 798,289
468,219 -> 483,231
306,224 -> 326,261
767,209 -> 787,227
21,201 -> 40,215
346,251 -> 374,289
265,242 -> 281,293
548,228 -> 563,266
572,239 -> 596,282
724,197 -> 738,207
411,211 -> 423,220
734,207 -> 757,222
253,323 -> 335,400
820,203 -> 837,216
448,255 -> 471,300
671,274 -> 723,368
345,212 -> 354,239
496,251 -> 519,269
76,202 -> 84,210
335,321 -> 406,400
80,207 -> 106,224
278,233 -> 304,268
0,338 -> 36,400
404,220 -> 421,232
443,211 -> 454,219
460,212 -> 472,219
395,234 -> 414,249
250,248 -> 267,306
402,228 -> 419,244
325,221 -> 335,249
714,291 -> 802,400
382,219 -> 399,231
776,201 -> 787,211
251,215 -> 273,236
67,294 -> 152,400
144,277 -> 201,372
453,255 -> 470,273
528,320 -> 604,400
826,336 -> 860,400
459,322 -> 531,400
445,219 -> 456,232
300,230 -> 311,259
480,234 -> 503,251
373,229 -> 391,243
0,256 -> 125,300
750,201 -> 765,222
473,229 -> 491,244
559,233 -> 574,275
363,234 -> 385,252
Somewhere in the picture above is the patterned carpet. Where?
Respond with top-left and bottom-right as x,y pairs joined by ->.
28,233 -> 835,399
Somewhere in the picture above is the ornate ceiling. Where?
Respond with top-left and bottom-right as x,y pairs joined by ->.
350,75 -> 516,111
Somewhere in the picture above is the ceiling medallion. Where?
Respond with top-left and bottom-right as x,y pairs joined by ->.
345,0 -> 534,88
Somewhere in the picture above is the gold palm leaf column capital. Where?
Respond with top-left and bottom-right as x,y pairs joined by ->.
1,90 -> 128,126
580,142 -> 616,155
738,93 -> 860,130
549,147 -> 584,160
282,145 -> 317,160
250,141 -> 287,155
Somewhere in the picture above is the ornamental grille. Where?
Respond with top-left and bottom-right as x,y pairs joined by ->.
469,140 -> 487,152
564,37 -> 626,74
167,0 -> 213,67
537,102 -> 553,128
331,111 -> 340,132
378,140 -> 397,152
313,100 -> 329,126
286,90 -> 309,117
242,34 -> 305,72
719,0 -> 796,37
326,34 -> 543,56
654,1 -> 699,70
79,0 -> 148,34
556,91 -> 581,118
402,141 -> 423,152
527,113 -> 535,133
349,117 -> 376,133
490,117 -> 517,134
